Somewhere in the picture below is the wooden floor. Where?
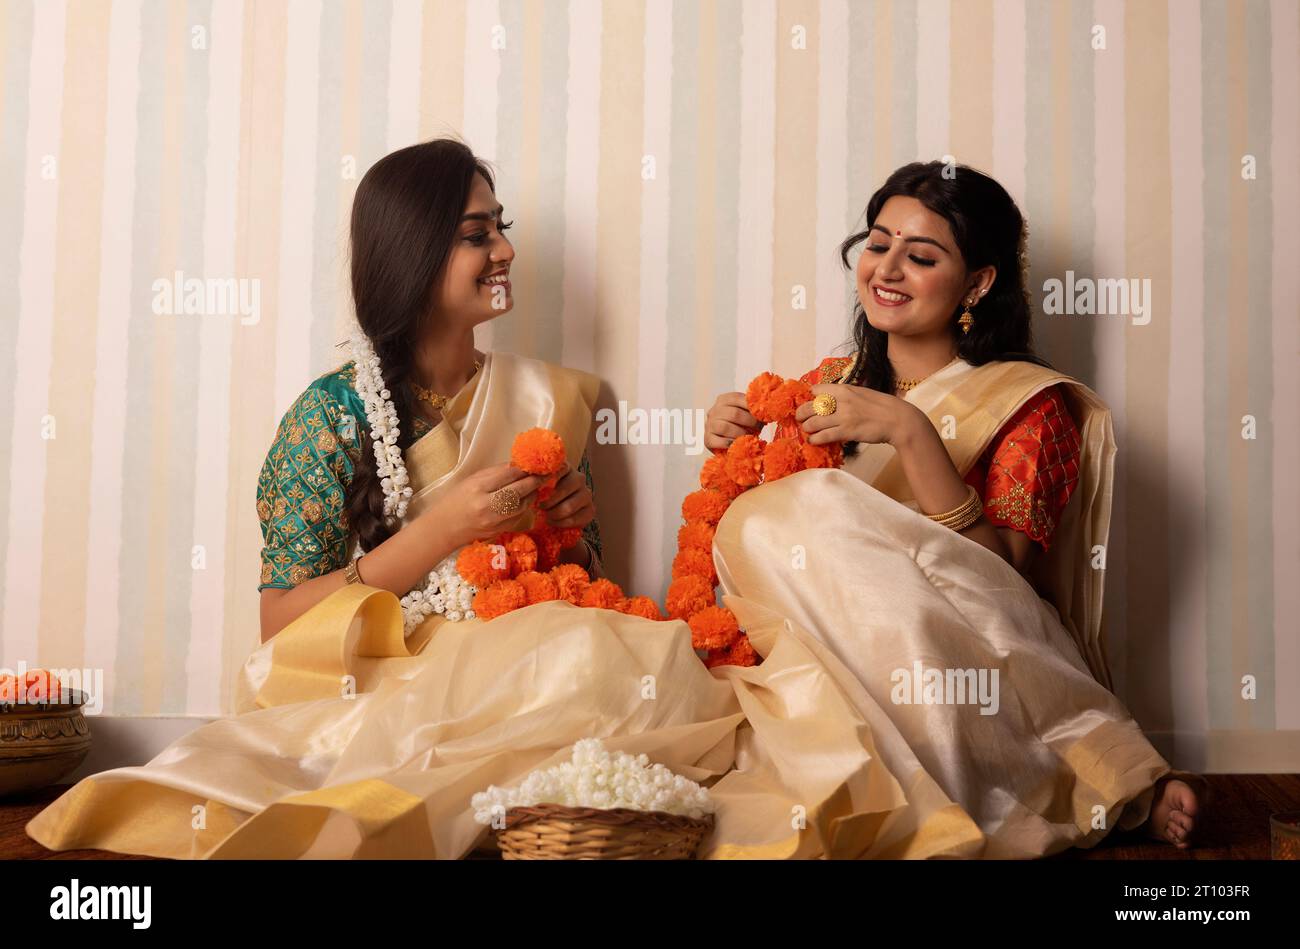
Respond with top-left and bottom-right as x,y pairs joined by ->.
4,774 -> 1297,860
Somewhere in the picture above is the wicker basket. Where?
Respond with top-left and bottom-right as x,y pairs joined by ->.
494,804 -> 714,860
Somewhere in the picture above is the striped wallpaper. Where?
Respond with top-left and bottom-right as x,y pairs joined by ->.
0,0 -> 1295,771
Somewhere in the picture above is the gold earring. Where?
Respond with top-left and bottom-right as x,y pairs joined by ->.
959,296 -> 976,334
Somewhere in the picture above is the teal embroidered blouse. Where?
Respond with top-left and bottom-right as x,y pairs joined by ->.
256,361 -> 603,591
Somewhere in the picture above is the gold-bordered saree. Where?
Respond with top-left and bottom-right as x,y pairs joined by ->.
27,355 -> 1172,860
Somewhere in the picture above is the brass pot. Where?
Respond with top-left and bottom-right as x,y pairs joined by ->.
0,688 -> 92,798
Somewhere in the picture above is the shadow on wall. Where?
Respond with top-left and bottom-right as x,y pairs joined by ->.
1032,257 -> 1194,738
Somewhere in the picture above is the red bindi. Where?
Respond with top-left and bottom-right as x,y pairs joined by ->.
895,230 -> 902,236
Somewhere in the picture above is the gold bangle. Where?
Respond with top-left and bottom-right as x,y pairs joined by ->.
582,539 -> 604,579
344,557 -> 364,585
925,483 -> 983,532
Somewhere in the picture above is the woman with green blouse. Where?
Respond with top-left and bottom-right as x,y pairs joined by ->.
255,139 -> 604,642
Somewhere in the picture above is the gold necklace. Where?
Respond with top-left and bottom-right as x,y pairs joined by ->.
411,360 -> 482,412
893,355 -> 959,392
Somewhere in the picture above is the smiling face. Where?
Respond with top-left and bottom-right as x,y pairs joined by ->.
430,171 -> 515,327
855,195 -> 993,339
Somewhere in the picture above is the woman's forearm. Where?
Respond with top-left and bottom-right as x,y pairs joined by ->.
260,500 -> 465,642
891,419 -> 1012,567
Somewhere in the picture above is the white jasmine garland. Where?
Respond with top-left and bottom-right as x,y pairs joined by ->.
348,328 -> 478,633
471,738 -> 716,822
349,330 -> 413,520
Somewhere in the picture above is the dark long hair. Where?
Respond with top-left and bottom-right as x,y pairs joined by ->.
344,138 -> 497,553
839,160 -> 1053,456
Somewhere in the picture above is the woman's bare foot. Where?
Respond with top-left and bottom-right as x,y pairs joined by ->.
1146,774 -> 1204,848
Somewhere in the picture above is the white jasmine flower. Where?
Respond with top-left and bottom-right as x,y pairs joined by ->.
471,738 -> 716,824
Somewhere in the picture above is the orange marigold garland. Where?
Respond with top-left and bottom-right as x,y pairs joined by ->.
681,488 -> 730,525
550,562 -> 591,605
723,434 -> 765,486
580,578 -> 626,610
457,541 -> 510,589
665,574 -> 715,621
473,579 -> 527,620
671,547 -> 717,586
680,370 -> 846,668
763,437 -> 806,482
688,605 -> 740,652
624,596 -> 665,621
704,633 -> 759,670
699,454 -> 745,500
451,430 -> 596,616
802,440 -> 844,469
528,525 -> 565,571
745,372 -> 785,423
676,520 -> 716,552
516,570 -> 560,605
499,532 -> 539,576
460,400 -> 843,671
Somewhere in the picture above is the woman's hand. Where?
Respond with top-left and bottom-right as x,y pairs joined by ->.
427,462 -> 548,548
537,462 -> 596,534
794,383 -> 925,448
705,392 -> 761,454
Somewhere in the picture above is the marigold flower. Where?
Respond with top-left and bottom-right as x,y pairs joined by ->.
528,524 -> 565,571
516,570 -> 559,605
672,547 -> 717,586
676,520 -> 716,553
665,574 -> 715,621
703,649 -> 732,670
623,596 -> 665,621
753,381 -> 793,422
699,454 -> 745,499
511,428 -> 567,475
457,540 -> 510,588
704,634 -> 759,669
763,437 -> 806,482
0,670 -> 61,702
724,434 -> 765,487
499,531 -> 539,576
776,379 -> 814,418
472,579 -> 527,620
550,563 -> 591,605
801,440 -> 844,469
553,526 -> 583,549
580,578 -> 625,610
726,633 -> 759,667
746,372 -> 786,423
681,489 -> 730,526
688,605 -> 740,651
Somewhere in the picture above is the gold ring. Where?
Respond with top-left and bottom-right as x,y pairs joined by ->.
489,487 -> 522,516
812,394 -> 837,416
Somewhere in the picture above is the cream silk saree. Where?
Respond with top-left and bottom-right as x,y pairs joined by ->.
27,354 -> 1172,859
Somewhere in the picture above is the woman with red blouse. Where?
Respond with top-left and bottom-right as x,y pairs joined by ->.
707,160 -> 1207,856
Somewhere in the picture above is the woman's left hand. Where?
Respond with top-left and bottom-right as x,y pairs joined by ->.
536,463 -> 596,538
795,384 -> 923,447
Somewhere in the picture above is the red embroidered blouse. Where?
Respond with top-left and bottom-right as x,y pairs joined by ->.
791,356 -> 1083,551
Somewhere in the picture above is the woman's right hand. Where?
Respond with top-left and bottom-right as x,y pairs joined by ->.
427,463 -> 549,549
704,392 -> 760,454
